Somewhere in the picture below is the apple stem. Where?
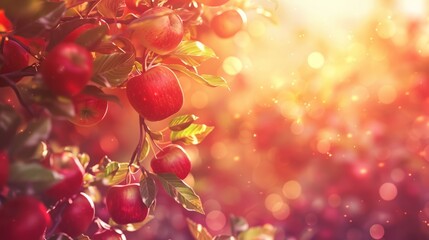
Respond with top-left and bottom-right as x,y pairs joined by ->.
129,116 -> 146,168
45,199 -> 67,238
0,74 -> 35,116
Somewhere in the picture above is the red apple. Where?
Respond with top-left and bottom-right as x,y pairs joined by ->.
55,192 -> 95,237
0,151 -> 9,188
69,88 -> 108,127
0,39 -> 30,87
106,183 -> 149,225
45,152 -> 85,201
195,0 -> 229,6
63,23 -> 104,50
126,66 -> 183,121
151,144 -> 191,179
93,229 -> 127,240
41,43 -> 93,97
211,9 -> 246,38
133,7 -> 184,55
0,196 -> 51,240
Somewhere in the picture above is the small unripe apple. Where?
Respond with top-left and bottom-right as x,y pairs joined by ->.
133,7 -> 184,55
45,152 -> 85,201
55,192 -> 95,237
151,144 -> 191,179
0,39 -> 30,87
69,88 -> 108,127
41,43 -> 93,97
106,183 -> 148,225
0,196 -> 51,240
211,9 -> 246,38
195,0 -> 228,6
126,66 -> 183,121
93,228 -> 127,240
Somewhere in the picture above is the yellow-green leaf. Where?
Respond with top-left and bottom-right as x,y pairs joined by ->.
172,40 -> 217,67
186,218 -> 212,240
169,114 -> 199,131
157,173 -> 204,214
170,124 -> 214,145
237,225 -> 276,240
138,135 -> 151,163
92,47 -> 135,87
102,162 -> 129,185
167,64 -> 229,88
9,162 -> 63,190
109,215 -> 154,232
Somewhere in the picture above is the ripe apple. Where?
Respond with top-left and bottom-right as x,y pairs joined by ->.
0,39 -> 30,87
55,192 -> 95,237
93,228 -> 127,240
41,43 -> 93,97
0,151 -> 9,189
69,88 -> 108,127
132,7 -> 184,55
211,9 -> 246,38
0,196 -> 51,240
45,152 -> 85,201
63,23 -> 104,50
151,144 -> 191,179
106,183 -> 149,225
0,10 -> 12,32
195,0 -> 229,6
126,66 -> 183,121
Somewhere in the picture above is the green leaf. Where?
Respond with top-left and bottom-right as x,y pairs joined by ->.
237,225 -> 276,240
169,114 -> 198,131
139,173 -> 157,208
102,162 -> 129,185
18,82 -> 75,118
92,51 -> 135,87
186,218 -> 212,240
109,215 -> 154,232
12,2 -> 66,38
97,0 -> 124,18
171,40 -> 217,67
137,135 -> 151,163
0,104 -> 21,148
167,64 -> 229,89
157,173 -> 204,214
9,162 -> 63,190
170,124 -> 214,145
75,24 -> 108,49
78,153 -> 91,169
9,118 -> 52,161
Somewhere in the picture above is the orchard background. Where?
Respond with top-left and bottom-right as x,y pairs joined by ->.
1,0 -> 429,239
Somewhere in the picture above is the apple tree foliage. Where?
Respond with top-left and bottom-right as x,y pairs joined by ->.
0,0 -> 277,239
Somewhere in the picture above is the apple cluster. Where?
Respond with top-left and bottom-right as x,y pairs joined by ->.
0,0 -> 260,238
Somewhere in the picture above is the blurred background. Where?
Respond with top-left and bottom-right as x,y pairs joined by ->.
42,0 -> 429,239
